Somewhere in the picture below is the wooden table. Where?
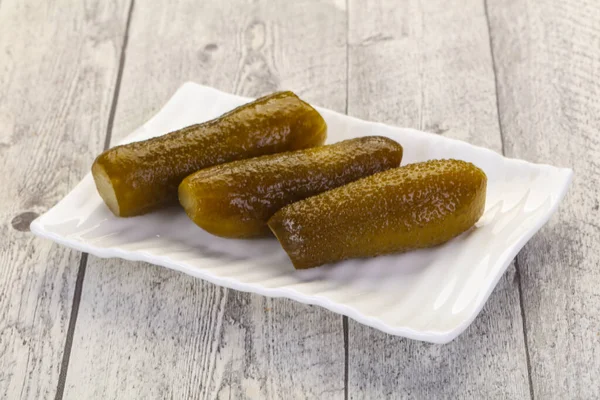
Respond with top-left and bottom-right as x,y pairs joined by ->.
2,0 -> 598,398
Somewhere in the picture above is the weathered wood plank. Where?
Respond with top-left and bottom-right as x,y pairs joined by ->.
63,1 -> 347,398
0,0 -> 130,399
346,0 -> 531,398
487,0 -> 600,398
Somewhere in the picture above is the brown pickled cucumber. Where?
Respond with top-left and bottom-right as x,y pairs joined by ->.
92,91 -> 327,217
268,159 -> 487,269
179,136 -> 403,238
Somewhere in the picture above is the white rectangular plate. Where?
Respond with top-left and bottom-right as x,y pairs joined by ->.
31,82 -> 572,343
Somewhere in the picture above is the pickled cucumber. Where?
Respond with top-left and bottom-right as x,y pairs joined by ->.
179,136 -> 403,238
92,91 -> 327,217
268,159 -> 487,269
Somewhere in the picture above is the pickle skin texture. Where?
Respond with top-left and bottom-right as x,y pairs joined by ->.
92,91 -> 327,217
268,159 -> 487,269
179,136 -> 403,238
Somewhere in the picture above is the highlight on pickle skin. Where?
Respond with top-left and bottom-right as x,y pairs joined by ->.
178,136 -> 404,239
268,159 -> 488,270
91,91 -> 327,217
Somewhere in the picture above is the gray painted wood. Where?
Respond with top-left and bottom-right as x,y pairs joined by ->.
0,0 -> 129,399
346,0 -> 531,398
487,0 -> 600,398
2,0 -> 597,398
63,1 -> 347,399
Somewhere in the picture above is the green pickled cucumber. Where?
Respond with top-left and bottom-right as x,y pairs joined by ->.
92,91 -> 327,217
179,136 -> 403,238
268,159 -> 487,269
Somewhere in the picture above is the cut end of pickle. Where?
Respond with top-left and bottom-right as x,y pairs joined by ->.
92,162 -> 120,217
179,180 -> 271,238
178,183 -> 197,221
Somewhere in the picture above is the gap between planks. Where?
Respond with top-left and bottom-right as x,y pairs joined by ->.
483,0 -> 534,399
53,1 -> 136,399
343,1 -> 350,399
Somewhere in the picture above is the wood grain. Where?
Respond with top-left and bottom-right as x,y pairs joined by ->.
346,0 -> 531,398
0,0 -> 129,399
487,0 -> 600,398
3,0 -> 594,397
63,1 -> 347,399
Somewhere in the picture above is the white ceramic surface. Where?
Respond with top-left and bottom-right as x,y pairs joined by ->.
31,82 -> 572,343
